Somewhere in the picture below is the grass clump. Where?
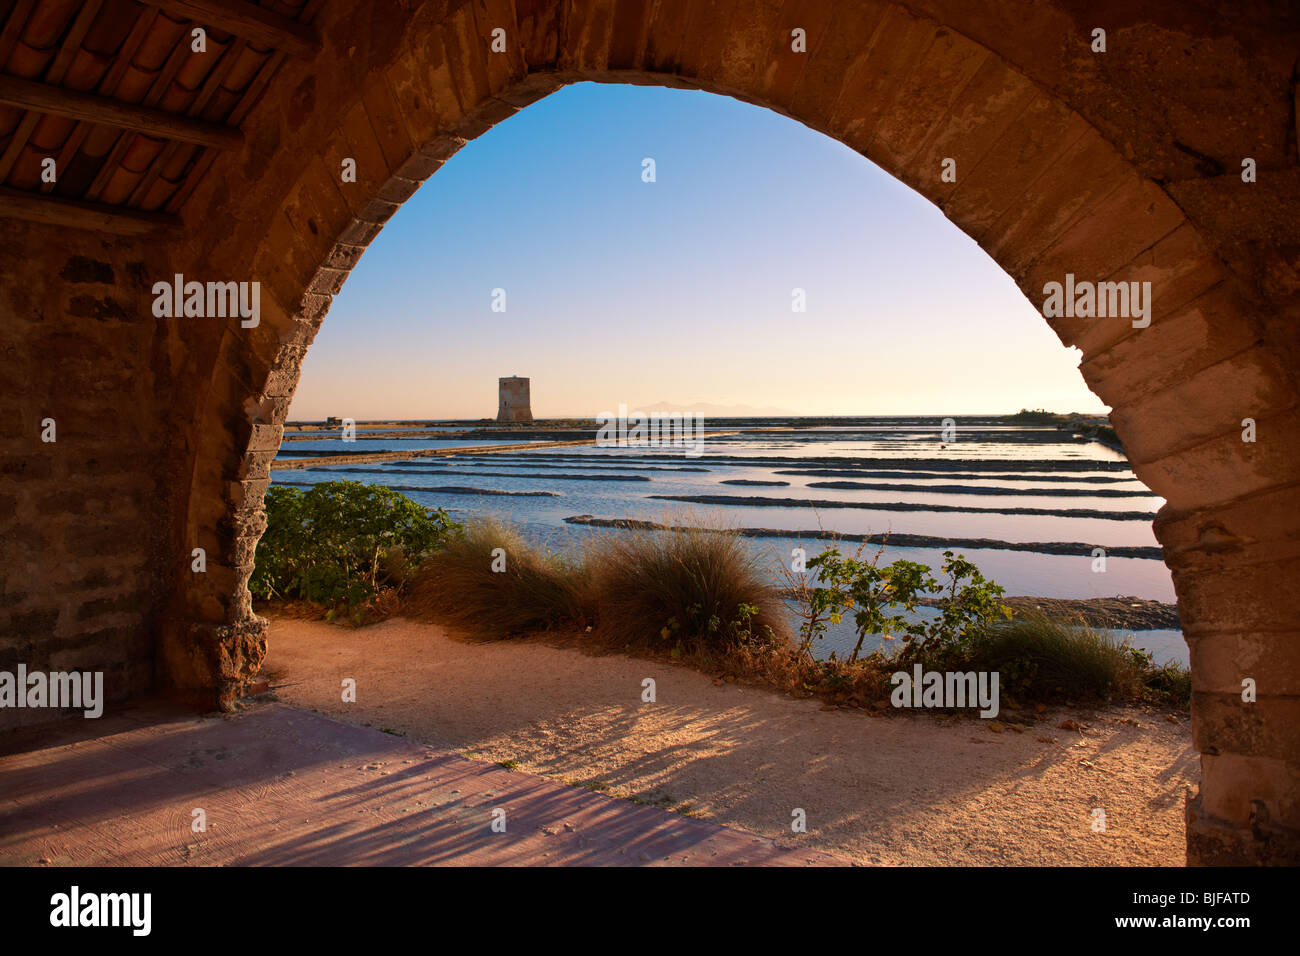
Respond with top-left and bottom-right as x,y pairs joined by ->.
405,516 -> 592,636
406,516 -> 786,654
958,612 -> 1144,702
1138,654 -> 1192,705
891,610 -> 1189,707
970,613 -> 1189,706
586,525 -> 789,652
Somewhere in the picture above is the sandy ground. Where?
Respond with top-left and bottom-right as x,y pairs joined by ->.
263,614 -> 1198,865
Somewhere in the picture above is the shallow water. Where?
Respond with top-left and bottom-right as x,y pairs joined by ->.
275,437 -> 523,455
298,458 -> 1164,547
283,425 -> 472,436
271,421 -> 1188,664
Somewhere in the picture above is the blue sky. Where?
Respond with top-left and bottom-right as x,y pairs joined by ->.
288,81 -> 1107,421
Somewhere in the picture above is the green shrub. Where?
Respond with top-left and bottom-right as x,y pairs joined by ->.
796,545 -> 1186,706
806,547 -> 934,662
806,548 -> 1010,664
900,551 -> 1012,668
250,480 -> 458,608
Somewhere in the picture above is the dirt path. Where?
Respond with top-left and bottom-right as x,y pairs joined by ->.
264,615 -> 1197,865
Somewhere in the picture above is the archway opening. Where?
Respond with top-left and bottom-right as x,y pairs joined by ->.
254,82 -> 1194,865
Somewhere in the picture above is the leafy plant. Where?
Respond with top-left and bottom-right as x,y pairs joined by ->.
801,547 -> 1012,665
904,550 -> 1012,666
805,547 -> 938,662
250,480 -> 458,608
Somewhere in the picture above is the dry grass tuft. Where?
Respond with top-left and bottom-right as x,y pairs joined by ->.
585,522 -> 790,651
404,517 -> 593,637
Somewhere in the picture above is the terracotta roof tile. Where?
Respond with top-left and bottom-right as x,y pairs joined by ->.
222,45 -> 269,92
131,15 -> 185,71
60,46 -> 110,89
79,121 -> 119,155
98,161 -> 141,202
198,23 -> 236,46
158,79 -> 198,112
112,61 -> 155,101
204,85 -> 239,121
140,173 -> 175,209
9,145 -> 44,185
54,147 -> 98,193
173,44 -> 226,92
2,0 -> 313,219
80,0 -> 140,56
160,140 -> 195,178
0,106 -> 23,135
28,111 -> 72,149
7,39 -> 53,76
119,129 -> 161,171
20,0 -> 77,49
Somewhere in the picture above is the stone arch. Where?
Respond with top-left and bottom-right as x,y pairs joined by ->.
153,1 -> 1299,864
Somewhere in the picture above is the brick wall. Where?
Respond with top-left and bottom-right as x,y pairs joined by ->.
0,222 -> 170,729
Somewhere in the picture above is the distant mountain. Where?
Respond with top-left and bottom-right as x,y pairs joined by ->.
636,400 -> 796,417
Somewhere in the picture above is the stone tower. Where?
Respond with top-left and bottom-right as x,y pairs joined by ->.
497,376 -> 533,422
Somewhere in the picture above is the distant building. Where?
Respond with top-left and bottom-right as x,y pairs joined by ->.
497,376 -> 533,422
